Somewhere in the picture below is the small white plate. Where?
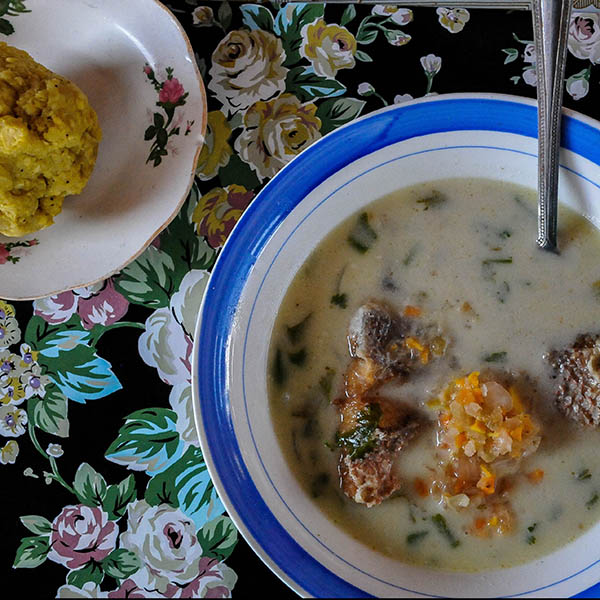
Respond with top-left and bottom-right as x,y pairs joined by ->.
0,0 -> 206,300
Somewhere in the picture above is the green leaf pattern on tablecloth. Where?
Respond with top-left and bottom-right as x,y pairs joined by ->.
17,2 -> 600,597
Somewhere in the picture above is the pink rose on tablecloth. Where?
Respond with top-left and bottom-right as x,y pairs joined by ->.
159,78 -> 185,104
569,13 -> 600,63
77,280 -> 129,330
33,279 -> 128,330
33,291 -> 79,324
48,504 -> 118,569
138,307 -> 193,386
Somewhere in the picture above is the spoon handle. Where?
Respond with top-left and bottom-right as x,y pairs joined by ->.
532,0 -> 572,253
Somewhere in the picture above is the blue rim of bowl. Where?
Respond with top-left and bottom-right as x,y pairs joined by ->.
193,93 -> 600,598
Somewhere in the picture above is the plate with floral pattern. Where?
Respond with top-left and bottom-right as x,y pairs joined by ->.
0,0 -> 206,300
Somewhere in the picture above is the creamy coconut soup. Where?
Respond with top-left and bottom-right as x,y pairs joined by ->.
267,178 -> 600,571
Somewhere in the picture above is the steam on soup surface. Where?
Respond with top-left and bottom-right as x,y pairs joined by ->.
267,178 -> 600,572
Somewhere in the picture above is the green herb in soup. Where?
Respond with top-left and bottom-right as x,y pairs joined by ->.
268,178 -> 600,572
406,531 -> 429,546
331,293 -> 348,308
483,351 -> 507,363
347,212 -> 377,253
335,403 -> 382,460
432,514 -> 460,548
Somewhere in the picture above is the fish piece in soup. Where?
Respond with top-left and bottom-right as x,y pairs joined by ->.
337,400 -> 422,507
344,300 -> 445,401
334,301 -> 445,506
549,333 -> 600,427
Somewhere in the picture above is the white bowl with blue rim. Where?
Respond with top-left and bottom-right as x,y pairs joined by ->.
192,93 -> 600,598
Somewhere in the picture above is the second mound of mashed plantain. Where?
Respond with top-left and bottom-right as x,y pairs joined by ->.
0,42 -> 102,237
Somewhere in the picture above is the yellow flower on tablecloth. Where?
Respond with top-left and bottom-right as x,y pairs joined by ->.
0,405 -> 27,437
235,94 -> 322,182
196,110 -> 233,181
208,29 -> 288,115
0,376 -> 25,406
0,302 -> 20,350
192,185 -> 255,249
0,440 -> 18,464
437,8 -> 471,34
0,301 -> 15,318
300,19 -> 357,79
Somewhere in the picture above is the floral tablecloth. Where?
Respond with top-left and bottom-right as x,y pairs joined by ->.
2,1 -> 600,597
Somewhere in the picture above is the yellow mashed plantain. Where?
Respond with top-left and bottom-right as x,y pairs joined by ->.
0,42 -> 101,237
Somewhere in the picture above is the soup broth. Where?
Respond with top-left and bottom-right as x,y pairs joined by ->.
267,178 -> 600,571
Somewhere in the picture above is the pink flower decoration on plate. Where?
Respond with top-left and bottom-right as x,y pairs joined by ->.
48,504 -> 118,569
159,77 -> 185,104
0,245 -> 9,265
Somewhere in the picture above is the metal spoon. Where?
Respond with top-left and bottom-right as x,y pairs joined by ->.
532,0 -> 572,253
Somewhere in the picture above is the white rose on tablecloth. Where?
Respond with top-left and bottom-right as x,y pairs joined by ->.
169,382 -> 199,447
119,500 -> 204,595
208,29 -> 288,115
107,557 -> 237,598
569,13 -> 600,63
139,269 -> 210,387
171,270 -> 209,339
138,307 -> 192,386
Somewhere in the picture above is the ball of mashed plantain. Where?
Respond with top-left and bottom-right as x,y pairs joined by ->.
0,42 -> 102,237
